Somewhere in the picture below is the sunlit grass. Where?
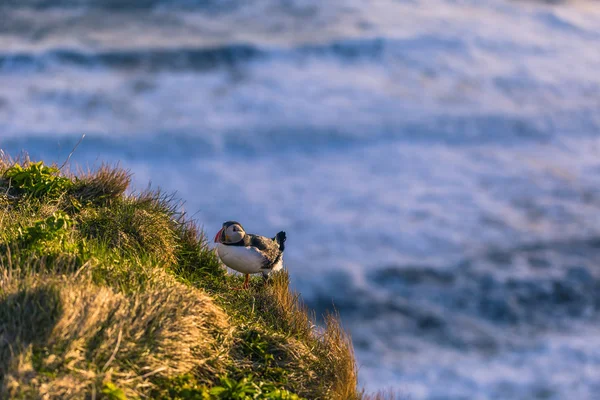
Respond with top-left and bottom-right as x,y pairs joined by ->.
0,153 -> 370,399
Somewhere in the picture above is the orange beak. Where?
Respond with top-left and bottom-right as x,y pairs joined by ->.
214,227 -> 223,243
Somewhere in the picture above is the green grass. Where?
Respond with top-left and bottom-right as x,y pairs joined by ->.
0,154 -> 365,399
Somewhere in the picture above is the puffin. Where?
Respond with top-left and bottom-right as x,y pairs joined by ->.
214,221 -> 286,289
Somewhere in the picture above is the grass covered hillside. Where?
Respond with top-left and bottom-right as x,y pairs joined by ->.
0,153 -> 364,400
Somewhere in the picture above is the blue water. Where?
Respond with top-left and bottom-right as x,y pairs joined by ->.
2,1 -> 600,398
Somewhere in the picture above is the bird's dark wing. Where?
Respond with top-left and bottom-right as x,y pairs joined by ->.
248,234 -> 282,267
249,234 -> 276,251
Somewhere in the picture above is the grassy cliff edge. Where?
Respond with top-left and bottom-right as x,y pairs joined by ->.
0,153 -> 373,400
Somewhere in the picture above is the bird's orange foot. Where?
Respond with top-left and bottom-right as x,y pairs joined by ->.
232,274 -> 250,290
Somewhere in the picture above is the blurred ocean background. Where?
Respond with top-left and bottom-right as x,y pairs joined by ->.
2,0 -> 600,398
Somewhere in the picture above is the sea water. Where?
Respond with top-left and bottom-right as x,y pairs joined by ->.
2,1 -> 600,398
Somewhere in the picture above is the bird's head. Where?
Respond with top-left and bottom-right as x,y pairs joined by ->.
214,221 -> 245,244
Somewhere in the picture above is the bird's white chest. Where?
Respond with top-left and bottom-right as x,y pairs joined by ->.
216,244 -> 266,274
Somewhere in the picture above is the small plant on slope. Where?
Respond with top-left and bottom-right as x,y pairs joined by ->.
208,376 -> 303,400
19,211 -> 73,248
209,376 -> 258,399
3,161 -> 72,198
101,382 -> 128,400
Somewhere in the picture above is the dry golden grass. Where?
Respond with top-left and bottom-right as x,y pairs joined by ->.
0,150 -> 10,172
266,270 -> 315,339
0,262 -> 230,399
320,312 -> 361,400
0,150 -> 29,172
261,271 -> 361,399
70,164 -> 131,206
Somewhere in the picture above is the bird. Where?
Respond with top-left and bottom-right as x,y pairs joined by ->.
214,221 -> 286,289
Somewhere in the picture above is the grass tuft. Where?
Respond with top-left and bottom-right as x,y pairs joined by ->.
79,197 -> 178,266
319,312 -> 360,400
265,271 -> 315,339
70,164 -> 131,206
172,220 -> 226,282
0,267 -> 230,399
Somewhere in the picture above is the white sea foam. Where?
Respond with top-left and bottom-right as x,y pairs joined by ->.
2,0 -> 600,398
